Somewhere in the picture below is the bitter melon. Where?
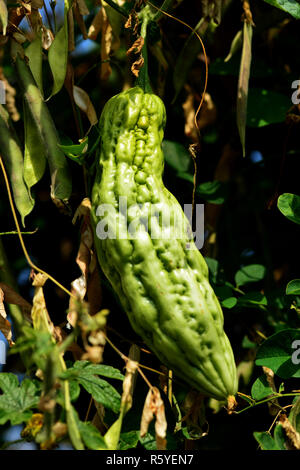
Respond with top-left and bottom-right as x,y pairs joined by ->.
91,87 -> 238,401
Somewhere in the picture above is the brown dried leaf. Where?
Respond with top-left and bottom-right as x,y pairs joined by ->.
0,281 -> 32,320
131,56 -> 144,78
0,287 -> 13,346
126,36 -> 144,56
100,8 -> 113,80
77,0 -> 89,16
88,8 -> 103,41
31,0 -> 44,8
121,345 -> 140,414
237,21 -> 253,157
31,273 -> 54,334
52,421 -> 68,439
140,387 -> 167,450
73,2 -> 88,40
67,8 -> 75,52
280,414 -> 300,450
73,85 -> 98,125
41,26 -> 54,50
81,344 -> 104,363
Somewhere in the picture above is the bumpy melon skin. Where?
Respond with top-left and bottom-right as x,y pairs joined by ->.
91,87 -> 238,401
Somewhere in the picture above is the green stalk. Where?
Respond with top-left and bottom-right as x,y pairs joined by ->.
135,7 -> 152,93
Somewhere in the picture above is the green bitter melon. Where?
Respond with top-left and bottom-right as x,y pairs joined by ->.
91,87 -> 238,401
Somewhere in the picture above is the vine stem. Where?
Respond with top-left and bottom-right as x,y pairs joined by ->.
235,392 -> 300,414
0,156 -> 75,299
146,0 -> 208,134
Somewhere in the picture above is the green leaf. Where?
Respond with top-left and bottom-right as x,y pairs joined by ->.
242,336 -> 257,349
238,291 -> 268,306
197,181 -> 228,204
255,329 -> 300,379
162,140 -> 191,173
47,1 -> 69,99
139,432 -> 157,450
253,431 -> 281,450
104,414 -> 123,450
273,424 -> 286,450
286,279 -> 300,296
0,104 -> 34,226
263,0 -> 300,19
247,89 -> 290,127
64,361 -> 124,381
221,297 -> 237,309
235,264 -> 266,286
278,193 -> 300,225
23,99 -> 47,199
251,375 -> 274,400
289,396 -> 300,433
224,29 -> 243,62
59,139 -> 88,164
77,420 -> 107,450
204,257 -> 219,283
119,431 -> 140,450
25,34 -> 43,95
0,374 -> 39,425
63,364 -> 122,414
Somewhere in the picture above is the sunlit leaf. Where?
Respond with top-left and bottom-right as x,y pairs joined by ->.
278,193 -> 300,225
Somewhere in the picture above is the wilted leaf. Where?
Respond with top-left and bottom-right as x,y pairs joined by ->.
0,0 -> 8,35
100,7 -> 113,80
73,86 -> 98,126
140,387 -> 167,450
88,7 -> 103,40
279,414 -> 300,449
237,21 -> 253,157
0,282 -> 32,321
0,287 -> 13,345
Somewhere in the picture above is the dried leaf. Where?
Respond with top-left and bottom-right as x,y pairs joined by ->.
0,282 -> 32,320
41,26 -> 54,50
31,273 -> 54,334
77,0 -> 89,15
131,56 -> 144,78
140,387 -> 167,450
73,85 -> 98,126
73,1 -> 88,39
67,7 -> 75,52
88,7 -> 103,40
31,0 -> 44,8
0,0 -> 8,35
237,21 -> 253,157
0,287 -> 13,346
100,7 -> 113,80
280,414 -> 300,450
126,36 -> 144,56
121,345 -> 140,414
